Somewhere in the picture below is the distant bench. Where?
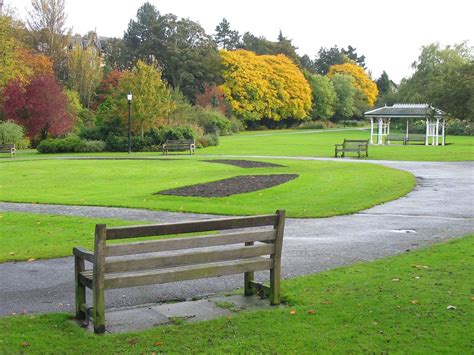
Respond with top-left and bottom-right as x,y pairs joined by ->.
0,144 -> 16,158
162,139 -> 195,155
335,139 -> 368,158
73,210 -> 286,333
387,134 -> 426,145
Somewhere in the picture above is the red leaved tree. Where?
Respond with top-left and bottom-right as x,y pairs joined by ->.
195,84 -> 228,115
93,70 -> 124,110
3,75 -> 74,139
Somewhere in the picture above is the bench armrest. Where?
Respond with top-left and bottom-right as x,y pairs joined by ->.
335,144 -> 343,147
73,247 -> 94,263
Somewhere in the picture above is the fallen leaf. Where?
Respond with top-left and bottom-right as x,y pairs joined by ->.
20,342 -> 29,347
392,278 -> 400,282
9,252 -> 15,256
128,338 -> 138,346
290,309 -> 297,315
446,305 -> 457,310
471,297 -> 474,301
307,310 -> 316,315
321,301 -> 332,305
226,315 -> 232,320
27,258 -> 36,262
154,342 -> 163,346
411,265 -> 430,269
372,321 -> 378,325
411,300 -> 419,304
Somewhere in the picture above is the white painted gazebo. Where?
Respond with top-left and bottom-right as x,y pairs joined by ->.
364,104 -> 446,146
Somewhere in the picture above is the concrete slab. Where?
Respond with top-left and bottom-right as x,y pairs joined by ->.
82,294 -> 272,333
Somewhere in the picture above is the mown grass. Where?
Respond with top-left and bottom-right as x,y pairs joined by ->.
0,159 -> 415,218
0,235 -> 472,353
0,212 -> 149,262
199,129 -> 474,161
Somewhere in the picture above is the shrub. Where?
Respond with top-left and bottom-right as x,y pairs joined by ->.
447,119 -> 472,136
105,135 -> 152,152
196,133 -> 219,148
0,121 -> 24,145
298,121 -> 326,130
191,108 -> 232,135
37,136 -> 105,153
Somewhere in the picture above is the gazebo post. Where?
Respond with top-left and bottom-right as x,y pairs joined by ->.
406,119 -> 409,144
370,117 -> 374,144
378,118 -> 383,144
441,119 -> 446,146
425,117 -> 429,146
435,118 -> 440,146
386,118 -> 391,144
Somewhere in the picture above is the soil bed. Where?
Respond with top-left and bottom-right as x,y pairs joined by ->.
158,174 -> 299,197
203,160 -> 285,168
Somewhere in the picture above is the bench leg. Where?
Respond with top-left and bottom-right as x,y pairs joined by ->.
269,267 -> 280,305
93,287 -> 105,333
244,242 -> 255,295
74,256 -> 86,320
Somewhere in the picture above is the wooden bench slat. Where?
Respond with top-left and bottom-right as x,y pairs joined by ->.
106,214 -> 278,240
105,230 -> 276,256
103,257 -> 273,289
105,243 -> 275,273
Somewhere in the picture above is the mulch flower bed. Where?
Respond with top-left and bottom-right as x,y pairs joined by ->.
203,160 -> 285,168
157,174 -> 299,197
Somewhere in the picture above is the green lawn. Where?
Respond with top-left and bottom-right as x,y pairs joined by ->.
1,235 -> 472,353
200,129 -> 474,161
0,158 -> 414,218
0,212 -> 150,262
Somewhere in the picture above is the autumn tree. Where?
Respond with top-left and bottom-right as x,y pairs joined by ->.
214,18 -> 240,50
328,63 -> 378,107
220,50 -> 312,121
67,45 -> 102,108
119,60 -> 174,136
0,17 -> 53,90
3,75 -> 74,139
27,0 -> 70,80
195,84 -> 227,115
306,73 -> 337,120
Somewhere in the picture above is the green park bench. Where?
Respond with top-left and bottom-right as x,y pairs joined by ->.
0,143 -> 16,158
162,139 -> 195,155
335,139 -> 369,158
405,134 -> 426,144
73,210 -> 286,333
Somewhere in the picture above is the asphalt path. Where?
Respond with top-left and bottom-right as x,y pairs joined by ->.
0,158 -> 473,316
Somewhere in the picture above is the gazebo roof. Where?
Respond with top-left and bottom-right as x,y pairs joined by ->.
365,104 -> 445,119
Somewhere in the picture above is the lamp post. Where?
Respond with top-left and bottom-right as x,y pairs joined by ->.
127,92 -> 132,154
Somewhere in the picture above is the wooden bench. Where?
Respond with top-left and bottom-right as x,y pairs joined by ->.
162,139 -> 195,155
387,134 -> 407,145
405,134 -> 426,145
0,143 -> 16,157
73,210 -> 285,333
335,139 -> 368,158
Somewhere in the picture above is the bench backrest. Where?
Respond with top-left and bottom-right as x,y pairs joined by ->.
0,143 -> 15,150
343,139 -> 368,148
164,140 -> 194,145
92,211 -> 285,285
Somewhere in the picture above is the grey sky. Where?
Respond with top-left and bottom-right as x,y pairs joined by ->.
8,0 -> 474,82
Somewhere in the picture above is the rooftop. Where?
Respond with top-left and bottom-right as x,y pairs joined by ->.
365,104 -> 445,118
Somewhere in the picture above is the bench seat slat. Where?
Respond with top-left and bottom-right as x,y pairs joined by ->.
106,214 -> 277,240
105,243 -> 275,273
106,230 -> 276,256
81,257 -> 273,289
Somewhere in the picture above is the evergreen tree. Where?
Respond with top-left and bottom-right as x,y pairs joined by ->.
214,18 -> 240,50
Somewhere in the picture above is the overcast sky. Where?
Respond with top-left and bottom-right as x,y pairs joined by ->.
7,0 -> 474,82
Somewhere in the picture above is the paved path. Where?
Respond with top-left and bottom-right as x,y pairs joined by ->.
0,158 -> 473,316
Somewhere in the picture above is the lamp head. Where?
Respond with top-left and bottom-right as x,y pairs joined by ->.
127,92 -> 132,102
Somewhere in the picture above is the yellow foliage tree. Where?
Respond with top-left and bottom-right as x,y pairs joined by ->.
328,63 -> 378,107
220,50 -> 312,121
